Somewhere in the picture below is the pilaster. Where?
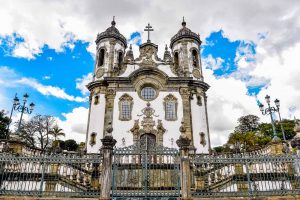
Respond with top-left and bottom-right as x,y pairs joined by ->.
176,122 -> 192,200
103,88 -> 116,137
179,88 -> 193,144
99,134 -> 116,200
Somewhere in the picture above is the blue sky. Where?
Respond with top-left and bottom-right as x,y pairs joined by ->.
0,30 -> 263,119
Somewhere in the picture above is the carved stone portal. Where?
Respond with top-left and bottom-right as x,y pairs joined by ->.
130,103 -> 166,146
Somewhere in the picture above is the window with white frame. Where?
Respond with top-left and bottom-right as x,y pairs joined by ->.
119,94 -> 133,121
164,94 -> 178,121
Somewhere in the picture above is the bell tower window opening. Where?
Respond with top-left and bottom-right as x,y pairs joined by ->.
192,49 -> 199,68
98,49 -> 105,67
118,51 -> 123,67
174,52 -> 179,69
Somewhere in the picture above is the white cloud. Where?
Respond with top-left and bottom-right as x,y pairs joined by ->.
76,73 -> 93,95
56,107 -> 89,143
0,0 -> 299,59
203,54 -> 224,70
253,42 -> 300,120
0,66 -> 87,103
17,78 -> 87,102
204,67 -> 262,147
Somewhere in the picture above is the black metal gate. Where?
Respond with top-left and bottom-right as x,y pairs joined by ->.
111,142 -> 180,200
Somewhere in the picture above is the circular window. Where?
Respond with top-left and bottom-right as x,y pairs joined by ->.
141,87 -> 157,101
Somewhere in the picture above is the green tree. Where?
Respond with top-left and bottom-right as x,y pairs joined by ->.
18,115 -> 56,151
234,115 -> 260,134
258,119 -> 296,140
0,110 -> 10,140
49,125 -> 65,144
64,139 -> 79,151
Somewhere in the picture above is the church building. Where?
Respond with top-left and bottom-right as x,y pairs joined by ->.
85,18 -> 211,154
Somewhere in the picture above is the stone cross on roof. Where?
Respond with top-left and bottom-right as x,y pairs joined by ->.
144,23 -> 154,43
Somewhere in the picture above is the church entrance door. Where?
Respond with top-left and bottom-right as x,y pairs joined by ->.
111,142 -> 180,199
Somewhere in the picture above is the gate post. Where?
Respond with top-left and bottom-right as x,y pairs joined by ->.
99,124 -> 116,200
176,122 -> 192,200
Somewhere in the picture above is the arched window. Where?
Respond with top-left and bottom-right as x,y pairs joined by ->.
90,132 -> 96,146
192,49 -> 199,68
164,94 -> 178,121
174,52 -> 179,69
98,49 -> 105,67
119,94 -> 133,121
197,95 -> 202,106
118,51 -> 123,67
199,132 -> 206,147
94,95 -> 99,105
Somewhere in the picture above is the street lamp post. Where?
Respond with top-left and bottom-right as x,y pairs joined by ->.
274,99 -> 286,141
6,94 -> 20,140
6,93 -> 35,136
259,95 -> 280,142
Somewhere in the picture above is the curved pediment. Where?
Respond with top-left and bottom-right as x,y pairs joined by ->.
129,67 -> 169,91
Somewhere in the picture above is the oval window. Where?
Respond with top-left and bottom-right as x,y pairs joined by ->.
141,87 -> 157,101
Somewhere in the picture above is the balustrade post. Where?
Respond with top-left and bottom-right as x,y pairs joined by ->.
99,134 -> 116,200
176,121 -> 192,200
234,157 -> 249,194
269,141 -> 284,155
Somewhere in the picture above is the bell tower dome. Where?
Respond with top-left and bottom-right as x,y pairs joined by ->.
94,17 -> 127,79
170,17 -> 203,80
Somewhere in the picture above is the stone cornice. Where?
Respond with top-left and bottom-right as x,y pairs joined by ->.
87,76 -> 210,92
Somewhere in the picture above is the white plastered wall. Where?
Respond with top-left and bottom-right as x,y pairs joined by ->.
86,94 -> 106,153
112,91 -> 183,148
191,94 -> 209,153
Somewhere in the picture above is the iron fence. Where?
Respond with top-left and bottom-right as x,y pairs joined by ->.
191,153 -> 300,198
111,144 -> 181,199
1,150 -> 300,198
0,153 -> 102,197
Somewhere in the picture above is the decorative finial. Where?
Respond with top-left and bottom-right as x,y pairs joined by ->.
129,43 -> 132,50
182,16 -> 186,27
179,121 -> 186,135
106,121 -> 113,136
144,23 -> 154,43
111,16 -> 116,26
165,44 -> 168,51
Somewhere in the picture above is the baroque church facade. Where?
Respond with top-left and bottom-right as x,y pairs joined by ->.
85,18 -> 211,154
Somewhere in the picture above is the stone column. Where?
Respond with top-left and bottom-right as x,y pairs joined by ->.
176,122 -> 192,200
103,88 -> 116,136
179,88 -> 193,142
108,40 -> 116,76
99,126 -> 116,200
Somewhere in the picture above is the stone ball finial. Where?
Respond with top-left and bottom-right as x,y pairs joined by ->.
179,121 -> 186,135
106,121 -> 113,136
